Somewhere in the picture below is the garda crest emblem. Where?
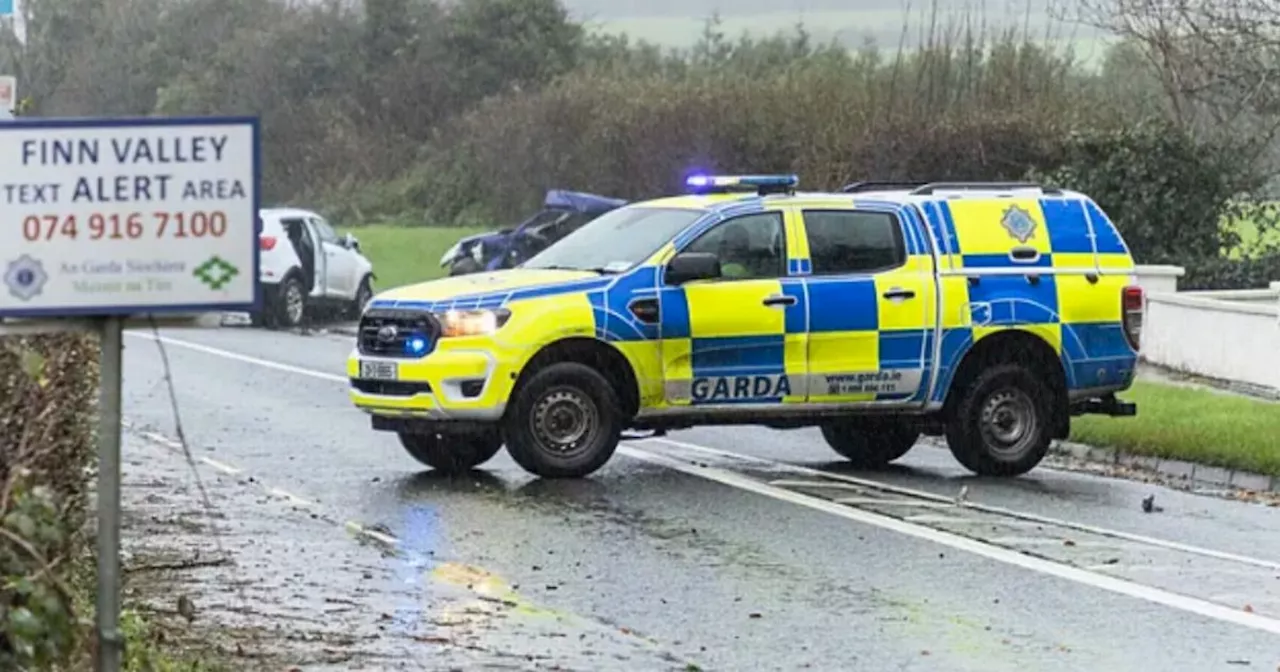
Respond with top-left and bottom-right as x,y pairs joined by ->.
4,254 -> 48,302
1000,204 -> 1037,244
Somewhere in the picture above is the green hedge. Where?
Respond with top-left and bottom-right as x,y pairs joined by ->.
338,34 -> 1108,227
1182,253 -> 1280,291
1,334 -> 100,669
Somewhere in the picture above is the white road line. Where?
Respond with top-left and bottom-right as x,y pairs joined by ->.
904,514 -> 1046,528
648,436 -> 1280,572
833,497 -> 954,508
343,521 -> 400,546
984,536 -> 1123,549
200,456 -> 243,475
140,431 -> 183,449
1085,564 -> 1280,577
129,333 -> 1280,634
268,487 -> 316,507
616,444 -> 1280,636
125,331 -> 348,383
769,479 -> 870,492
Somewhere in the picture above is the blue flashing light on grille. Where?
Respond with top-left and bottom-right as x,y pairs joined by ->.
684,174 -> 799,196
404,334 -> 429,356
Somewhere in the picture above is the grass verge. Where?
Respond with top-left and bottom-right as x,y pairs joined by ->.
343,225 -> 486,291
1071,380 -> 1280,477
62,561 -> 228,671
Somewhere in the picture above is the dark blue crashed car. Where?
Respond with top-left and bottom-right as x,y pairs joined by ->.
439,189 -> 627,276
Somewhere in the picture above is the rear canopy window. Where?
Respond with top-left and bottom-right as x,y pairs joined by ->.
802,211 -> 906,275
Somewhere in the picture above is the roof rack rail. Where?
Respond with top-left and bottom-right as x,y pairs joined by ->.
840,180 -> 930,193
909,182 -> 1062,196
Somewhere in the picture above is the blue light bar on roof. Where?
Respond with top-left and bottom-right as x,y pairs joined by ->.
684,174 -> 799,195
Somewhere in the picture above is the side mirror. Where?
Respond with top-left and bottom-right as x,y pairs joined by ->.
342,232 -> 360,251
666,252 -> 721,285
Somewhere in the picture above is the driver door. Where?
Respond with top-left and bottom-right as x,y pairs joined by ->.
310,216 -> 356,298
658,211 -> 807,406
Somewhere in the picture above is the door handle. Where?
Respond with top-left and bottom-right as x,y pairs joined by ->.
882,288 -> 916,301
762,294 -> 797,307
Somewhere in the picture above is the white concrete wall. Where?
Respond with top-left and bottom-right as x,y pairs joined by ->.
1134,264 -> 1185,295
1139,278 -> 1280,391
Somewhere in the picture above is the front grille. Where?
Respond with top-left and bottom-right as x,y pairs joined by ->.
358,309 -> 439,358
350,379 -> 432,396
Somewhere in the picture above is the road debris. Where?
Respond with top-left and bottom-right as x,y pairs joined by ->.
1141,495 -> 1164,513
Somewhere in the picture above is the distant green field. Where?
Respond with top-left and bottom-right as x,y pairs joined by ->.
1226,202 -> 1280,258
342,225 -> 486,291
593,10 -> 1116,64
350,212 -> 1280,292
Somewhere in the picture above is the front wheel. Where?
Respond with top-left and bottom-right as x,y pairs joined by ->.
398,431 -> 503,474
820,419 -> 919,469
346,276 -> 374,320
502,363 -> 623,478
945,363 -> 1054,476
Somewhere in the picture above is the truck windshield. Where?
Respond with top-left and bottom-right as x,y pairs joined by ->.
521,206 -> 704,273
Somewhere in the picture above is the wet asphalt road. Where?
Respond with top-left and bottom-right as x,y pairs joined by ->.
119,325 -> 1280,671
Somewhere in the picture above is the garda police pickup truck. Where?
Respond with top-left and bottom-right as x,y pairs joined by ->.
348,176 -> 1142,479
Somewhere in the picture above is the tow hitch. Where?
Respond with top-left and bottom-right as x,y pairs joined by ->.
1071,393 -> 1137,417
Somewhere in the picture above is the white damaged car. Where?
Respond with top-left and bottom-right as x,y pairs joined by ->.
253,207 -> 374,328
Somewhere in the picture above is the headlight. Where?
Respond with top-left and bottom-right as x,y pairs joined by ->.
435,308 -> 510,338
440,242 -> 462,266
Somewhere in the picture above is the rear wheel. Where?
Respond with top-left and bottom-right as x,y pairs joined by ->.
945,363 -> 1053,476
398,431 -> 503,474
503,362 -> 622,478
820,419 -> 919,469
272,276 -> 306,329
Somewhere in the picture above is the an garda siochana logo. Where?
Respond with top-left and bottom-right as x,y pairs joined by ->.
376,325 -> 399,343
692,374 -> 791,402
1000,204 -> 1038,243
4,254 -> 49,302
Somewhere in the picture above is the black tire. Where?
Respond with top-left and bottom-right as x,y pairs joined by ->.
398,431 -> 503,474
346,275 -> 374,320
945,363 -> 1054,477
820,419 -> 919,469
448,258 -> 483,276
502,362 -> 623,478
273,276 -> 306,329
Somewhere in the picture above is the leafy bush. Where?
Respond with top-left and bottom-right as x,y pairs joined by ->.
1,333 -> 100,669
371,26 -> 1109,227
1182,253 -> 1280,291
1029,119 -> 1267,265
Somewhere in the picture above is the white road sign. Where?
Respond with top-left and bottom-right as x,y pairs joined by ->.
0,117 -> 260,317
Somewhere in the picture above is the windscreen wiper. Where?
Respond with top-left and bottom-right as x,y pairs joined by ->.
532,264 -> 610,274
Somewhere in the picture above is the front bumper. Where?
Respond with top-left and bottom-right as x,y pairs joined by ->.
347,346 -> 513,423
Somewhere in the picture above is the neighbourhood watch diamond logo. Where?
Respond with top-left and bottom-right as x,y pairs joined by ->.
5,254 -> 49,302
193,255 -> 239,290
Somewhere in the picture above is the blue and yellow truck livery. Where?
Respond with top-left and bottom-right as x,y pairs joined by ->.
348,176 -> 1143,478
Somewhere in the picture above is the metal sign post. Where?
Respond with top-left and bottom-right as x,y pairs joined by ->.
95,315 -> 124,670
0,116 -> 261,672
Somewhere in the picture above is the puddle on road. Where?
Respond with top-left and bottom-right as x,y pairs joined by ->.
122,431 -> 701,670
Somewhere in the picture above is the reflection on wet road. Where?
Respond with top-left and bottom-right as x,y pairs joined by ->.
120,326 -> 1280,671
